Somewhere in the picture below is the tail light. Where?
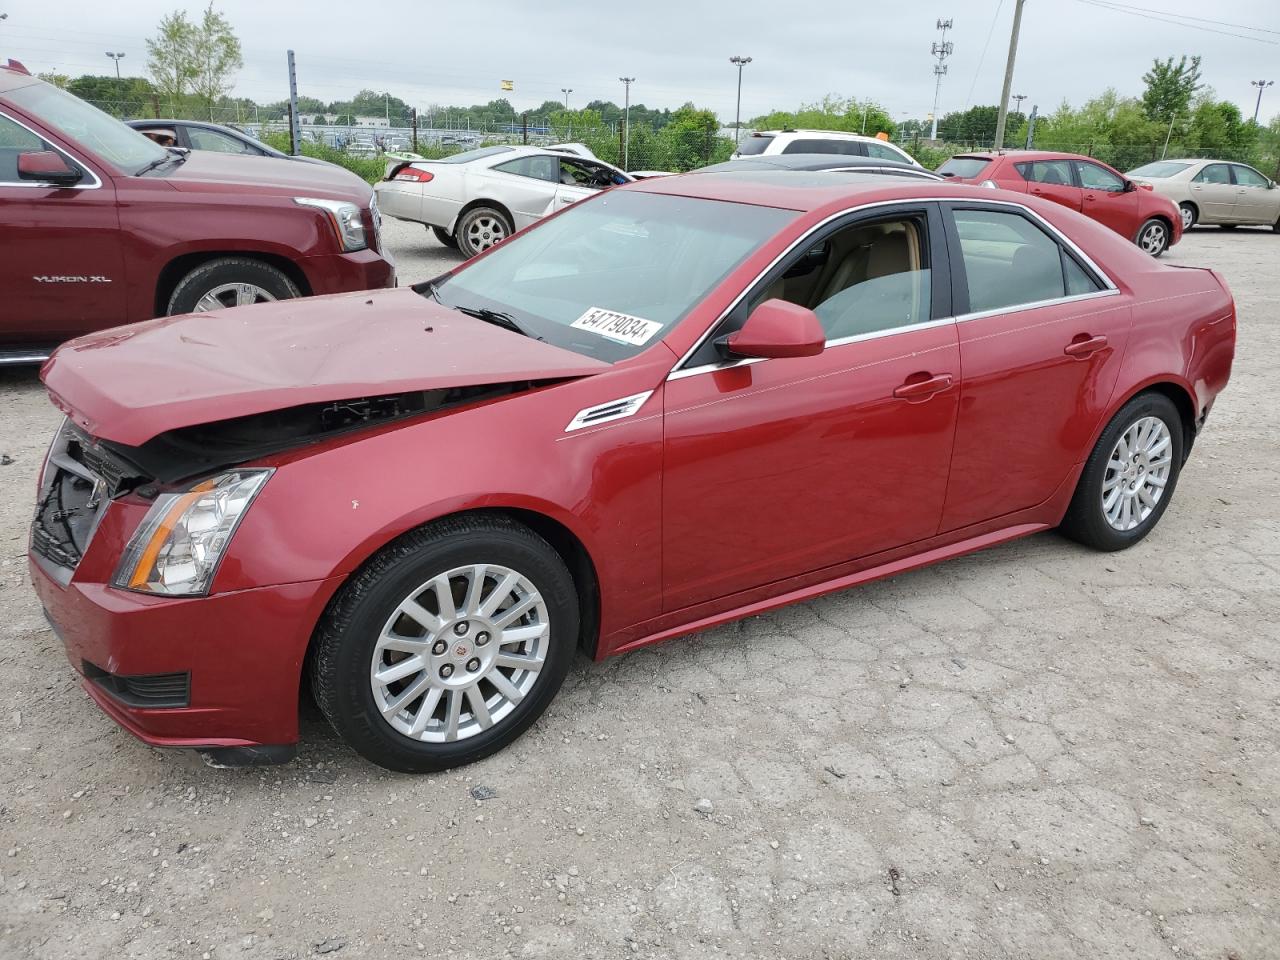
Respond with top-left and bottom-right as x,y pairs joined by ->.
393,168 -> 434,183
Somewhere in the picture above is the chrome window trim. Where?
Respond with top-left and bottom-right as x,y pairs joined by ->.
0,109 -> 104,190
666,196 -> 1119,382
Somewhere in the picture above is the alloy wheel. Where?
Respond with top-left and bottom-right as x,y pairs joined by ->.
193,282 -> 278,312
463,215 -> 507,252
1180,205 -> 1195,231
1139,222 -> 1167,256
1101,416 -> 1173,531
370,563 -> 549,743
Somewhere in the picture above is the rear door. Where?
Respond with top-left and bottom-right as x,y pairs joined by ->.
0,110 -> 126,348
1015,159 -> 1083,211
939,202 -> 1133,532
1188,163 -> 1236,222
1229,163 -> 1279,225
1075,160 -> 1140,238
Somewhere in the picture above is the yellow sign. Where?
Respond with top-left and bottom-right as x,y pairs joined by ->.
500,80 -> 514,91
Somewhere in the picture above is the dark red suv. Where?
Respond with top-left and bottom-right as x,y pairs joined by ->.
937,150 -> 1182,257
0,63 -> 395,363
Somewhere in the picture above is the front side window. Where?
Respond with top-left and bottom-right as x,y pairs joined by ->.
747,214 -> 932,342
558,159 -> 619,188
493,155 -> 558,182
7,81 -> 165,174
427,190 -> 796,362
952,208 -> 1094,313
1075,162 -> 1125,192
1017,160 -> 1075,186
1193,163 -> 1230,185
1232,164 -> 1269,188
187,127 -> 254,154
0,112 -> 48,182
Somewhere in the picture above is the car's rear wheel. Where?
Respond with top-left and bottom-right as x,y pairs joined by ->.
1058,392 -> 1184,552
456,206 -> 513,258
167,257 -> 301,315
1178,202 -> 1197,231
310,515 -> 578,773
1136,218 -> 1170,257
431,225 -> 459,249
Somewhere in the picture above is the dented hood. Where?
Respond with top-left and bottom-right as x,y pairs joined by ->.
42,288 -> 610,446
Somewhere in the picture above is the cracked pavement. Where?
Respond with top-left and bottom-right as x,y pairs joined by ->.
1,220 -> 1277,959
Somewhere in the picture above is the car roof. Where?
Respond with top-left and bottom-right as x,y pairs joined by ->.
703,154 -> 928,174
751,129 -> 880,141
0,63 -> 41,94
630,169 -> 989,212
953,150 -> 1101,163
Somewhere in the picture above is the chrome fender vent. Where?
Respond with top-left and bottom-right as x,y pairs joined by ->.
564,391 -> 654,432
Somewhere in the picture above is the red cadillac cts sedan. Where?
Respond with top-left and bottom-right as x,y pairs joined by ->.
30,173 -> 1236,773
937,151 -> 1183,257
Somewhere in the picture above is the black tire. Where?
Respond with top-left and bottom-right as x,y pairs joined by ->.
1058,392 -> 1185,552
166,257 -> 301,316
310,515 -> 579,773
1273,213 -> 1279,234
431,225 -> 459,249
1135,218 -> 1170,257
1178,202 -> 1197,231
455,206 -> 513,258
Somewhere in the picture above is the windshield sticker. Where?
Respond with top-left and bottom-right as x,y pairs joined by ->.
570,307 -> 663,346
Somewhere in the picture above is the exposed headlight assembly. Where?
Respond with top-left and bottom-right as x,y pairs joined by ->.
112,470 -> 272,596
295,196 -> 368,251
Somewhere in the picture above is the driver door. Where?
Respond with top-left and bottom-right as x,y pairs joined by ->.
661,204 -> 961,611
552,158 -> 606,212
1074,160 -> 1138,237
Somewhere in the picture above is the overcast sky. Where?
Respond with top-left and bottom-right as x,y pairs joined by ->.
5,0 -> 1278,123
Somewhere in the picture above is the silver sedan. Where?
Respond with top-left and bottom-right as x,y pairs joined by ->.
1127,158 -> 1280,232
375,145 -> 633,257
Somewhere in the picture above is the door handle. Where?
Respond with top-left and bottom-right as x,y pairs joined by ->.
893,373 -> 953,400
1064,334 -> 1108,357
559,196 -> 575,204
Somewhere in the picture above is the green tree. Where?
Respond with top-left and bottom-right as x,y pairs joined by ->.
146,11 -> 198,107
66,75 -> 157,117
191,3 -> 243,120
37,72 -> 70,89
1141,55 -> 1202,122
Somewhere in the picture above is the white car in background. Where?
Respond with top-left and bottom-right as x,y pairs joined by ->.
376,145 -> 633,256
734,129 -> 921,167
1126,158 -> 1280,232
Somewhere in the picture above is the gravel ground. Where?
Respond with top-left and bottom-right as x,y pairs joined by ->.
1,219 -> 1277,960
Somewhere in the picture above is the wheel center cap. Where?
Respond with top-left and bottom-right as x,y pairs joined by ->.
454,643 -> 469,657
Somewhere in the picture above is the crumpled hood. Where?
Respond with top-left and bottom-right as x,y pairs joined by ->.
42,288 -> 610,446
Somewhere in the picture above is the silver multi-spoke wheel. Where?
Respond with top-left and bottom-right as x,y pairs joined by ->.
370,564 -> 549,744
193,282 -> 277,312
1180,204 -> 1195,231
1101,416 -> 1173,531
462,214 -> 507,253
1138,221 -> 1168,255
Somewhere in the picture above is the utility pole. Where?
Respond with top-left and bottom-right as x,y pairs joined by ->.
1252,80 -> 1274,123
619,76 -> 634,171
106,52 -> 125,79
929,19 -> 953,141
730,55 -> 752,145
1161,114 -> 1179,159
993,0 -> 1026,149
286,49 -> 302,156
561,88 -> 572,109
1024,104 -> 1038,149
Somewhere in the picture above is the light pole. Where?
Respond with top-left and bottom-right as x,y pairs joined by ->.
1011,93 -> 1026,116
1251,80 -> 1274,123
106,52 -> 125,79
561,88 -> 573,109
729,55 -> 751,145
619,77 -> 634,171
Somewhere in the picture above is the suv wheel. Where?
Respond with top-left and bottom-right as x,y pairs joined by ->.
456,206 -> 512,258
310,515 -> 578,773
167,257 -> 301,315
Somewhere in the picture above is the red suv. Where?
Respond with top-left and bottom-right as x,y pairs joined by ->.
937,150 -> 1182,257
0,63 -> 394,363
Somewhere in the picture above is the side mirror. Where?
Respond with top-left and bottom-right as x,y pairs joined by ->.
721,299 -> 825,359
17,150 -> 82,187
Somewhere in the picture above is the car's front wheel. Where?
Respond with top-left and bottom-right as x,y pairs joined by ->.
431,225 -> 459,249
310,515 -> 578,773
167,257 -> 301,315
1058,392 -> 1184,552
1179,202 -> 1197,231
455,206 -> 513,258
1136,218 -> 1170,257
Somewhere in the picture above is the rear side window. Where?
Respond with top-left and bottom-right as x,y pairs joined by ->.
736,135 -> 774,156
781,138 -> 863,156
1016,160 -> 1075,186
937,157 -> 990,179
951,208 -> 1100,313
1193,163 -> 1230,185
864,141 -> 906,162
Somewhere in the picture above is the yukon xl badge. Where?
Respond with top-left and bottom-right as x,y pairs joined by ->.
33,275 -> 113,283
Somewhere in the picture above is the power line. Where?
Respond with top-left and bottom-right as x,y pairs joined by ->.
1074,0 -> 1280,36
963,0 -> 1006,112
1074,0 -> 1280,45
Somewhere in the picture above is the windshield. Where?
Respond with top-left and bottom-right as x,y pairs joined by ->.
936,157 -> 991,179
427,190 -> 796,362
8,81 -> 168,174
435,145 -> 514,164
1127,161 -> 1191,179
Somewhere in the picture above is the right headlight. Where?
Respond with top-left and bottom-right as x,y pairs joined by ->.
295,196 -> 368,252
112,470 -> 272,597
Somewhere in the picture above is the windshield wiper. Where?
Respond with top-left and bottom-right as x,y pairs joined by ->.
136,150 -> 187,176
453,305 -> 540,339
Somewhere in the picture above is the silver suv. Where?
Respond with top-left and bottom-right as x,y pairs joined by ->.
734,129 -> 919,167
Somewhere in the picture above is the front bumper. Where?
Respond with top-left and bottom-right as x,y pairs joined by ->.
31,556 -> 342,750
301,247 -> 396,297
